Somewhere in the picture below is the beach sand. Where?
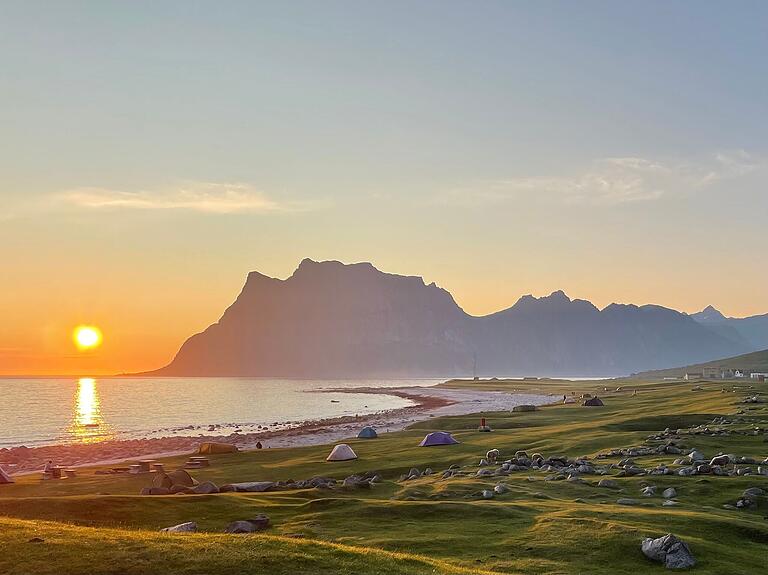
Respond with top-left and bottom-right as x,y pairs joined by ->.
0,386 -> 554,476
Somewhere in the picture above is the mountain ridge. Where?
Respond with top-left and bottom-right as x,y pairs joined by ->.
144,259 -> 756,378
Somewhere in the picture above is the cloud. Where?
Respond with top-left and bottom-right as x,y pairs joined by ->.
57,182 -> 287,214
440,151 -> 764,207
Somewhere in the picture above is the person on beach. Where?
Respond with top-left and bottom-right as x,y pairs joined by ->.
256,441 -> 263,449
43,460 -> 53,473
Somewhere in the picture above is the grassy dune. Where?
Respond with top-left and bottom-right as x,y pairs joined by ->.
1,378 -> 767,574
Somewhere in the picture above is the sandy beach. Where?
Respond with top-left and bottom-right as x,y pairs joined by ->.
0,386 -> 554,476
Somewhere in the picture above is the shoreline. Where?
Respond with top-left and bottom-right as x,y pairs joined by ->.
0,386 -> 555,476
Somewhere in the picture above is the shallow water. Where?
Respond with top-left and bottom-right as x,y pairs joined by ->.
0,377 -> 442,448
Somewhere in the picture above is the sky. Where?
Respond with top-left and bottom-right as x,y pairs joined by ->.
1,1 -> 767,375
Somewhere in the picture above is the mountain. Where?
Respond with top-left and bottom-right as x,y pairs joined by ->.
690,305 -> 768,350
633,348 -> 768,380
147,259 -> 750,378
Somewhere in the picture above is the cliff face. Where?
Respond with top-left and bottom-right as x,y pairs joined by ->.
150,259 -> 750,377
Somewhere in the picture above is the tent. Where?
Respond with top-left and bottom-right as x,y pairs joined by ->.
198,442 -> 239,454
357,426 -> 378,439
0,467 -> 14,484
418,431 -> 459,447
583,397 -> 605,407
326,444 -> 358,462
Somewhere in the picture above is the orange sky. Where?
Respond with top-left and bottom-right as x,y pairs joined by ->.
2,4 -> 767,375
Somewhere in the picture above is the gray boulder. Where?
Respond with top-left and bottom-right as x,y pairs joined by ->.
617,498 -> 638,505
220,481 -> 275,493
662,487 -> 677,499
598,478 -> 619,489
641,533 -> 696,569
225,514 -> 270,533
161,522 -> 197,533
192,481 -> 219,494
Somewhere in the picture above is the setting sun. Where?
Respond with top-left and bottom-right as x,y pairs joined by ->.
73,325 -> 103,351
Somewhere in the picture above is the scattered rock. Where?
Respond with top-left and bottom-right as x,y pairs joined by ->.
192,481 -> 219,494
617,498 -> 639,505
225,515 -> 270,533
161,522 -> 197,533
662,487 -> 677,499
641,533 -> 696,569
598,479 -> 619,489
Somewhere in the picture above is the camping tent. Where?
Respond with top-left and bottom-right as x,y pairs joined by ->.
0,467 -> 14,484
326,444 -> 357,461
198,442 -> 239,454
418,431 -> 459,447
357,426 -> 378,439
582,397 -> 605,407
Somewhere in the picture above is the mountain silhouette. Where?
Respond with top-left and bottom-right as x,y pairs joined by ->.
146,259 -> 751,377
690,305 -> 768,351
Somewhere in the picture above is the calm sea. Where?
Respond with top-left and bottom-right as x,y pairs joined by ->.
0,377 -> 443,448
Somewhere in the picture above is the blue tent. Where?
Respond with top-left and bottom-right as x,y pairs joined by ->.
419,431 -> 459,447
357,426 -> 378,439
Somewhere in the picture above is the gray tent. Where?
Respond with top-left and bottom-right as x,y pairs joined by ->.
357,426 -> 378,439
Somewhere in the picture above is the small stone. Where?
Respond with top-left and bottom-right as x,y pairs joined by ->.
161,522 -> 197,533
662,487 -> 677,499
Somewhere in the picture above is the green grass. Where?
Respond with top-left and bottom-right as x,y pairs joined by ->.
1,377 -> 767,574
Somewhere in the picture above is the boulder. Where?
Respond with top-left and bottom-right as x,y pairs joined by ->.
662,487 -> 677,499
161,522 -> 197,533
481,490 -> 494,499
192,481 -> 219,494
220,481 -> 275,493
641,534 -> 696,569
493,483 -> 509,494
617,498 -> 638,505
688,450 -> 705,462
709,455 -> 731,466
225,515 -> 270,534
166,469 -> 197,488
641,486 -> 656,497
598,479 -> 619,489
140,487 -> 170,496
170,485 -> 193,494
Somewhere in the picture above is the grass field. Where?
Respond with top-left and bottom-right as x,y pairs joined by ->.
1,377 -> 767,574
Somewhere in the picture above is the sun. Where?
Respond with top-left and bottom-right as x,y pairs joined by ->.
73,325 -> 103,350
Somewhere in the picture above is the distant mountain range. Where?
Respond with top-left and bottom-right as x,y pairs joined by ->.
145,259 -> 763,378
689,305 -> 768,351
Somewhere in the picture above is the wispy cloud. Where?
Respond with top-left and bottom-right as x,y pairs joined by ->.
57,182 -> 291,214
440,151 -> 763,207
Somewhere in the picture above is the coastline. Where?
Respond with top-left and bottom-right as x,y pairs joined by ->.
0,386 -> 555,476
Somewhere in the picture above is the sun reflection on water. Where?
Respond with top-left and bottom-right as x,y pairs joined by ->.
69,378 -> 112,443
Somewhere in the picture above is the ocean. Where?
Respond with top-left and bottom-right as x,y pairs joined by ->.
0,377 -> 443,448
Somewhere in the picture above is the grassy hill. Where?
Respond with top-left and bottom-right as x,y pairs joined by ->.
634,348 -> 768,379
1,378 -> 767,574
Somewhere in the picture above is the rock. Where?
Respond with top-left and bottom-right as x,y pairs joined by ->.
512,404 -> 536,412
192,481 -> 219,494
481,490 -> 494,499
140,487 -> 170,496
166,469 -> 197,488
617,498 -> 639,505
688,450 -> 705,462
476,469 -> 495,478
662,500 -> 679,507
225,515 -> 270,533
27,537 -> 44,543
641,533 -> 696,569
161,522 -> 197,533
641,486 -> 656,497
742,487 -> 765,501
219,481 -> 275,493
408,468 -> 421,479
170,485 -> 193,494
662,487 -> 677,499
479,458 -> 489,467
598,479 -> 619,489
493,483 -> 509,494
709,455 -> 731,466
